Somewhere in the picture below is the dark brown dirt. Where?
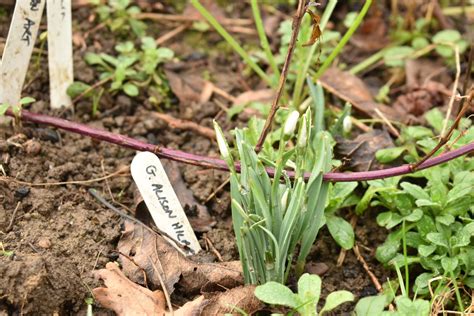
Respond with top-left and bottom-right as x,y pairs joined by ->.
0,3 -> 393,315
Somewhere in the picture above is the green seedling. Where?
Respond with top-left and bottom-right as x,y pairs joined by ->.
68,37 -> 174,107
90,0 -> 147,38
0,242 -> 14,257
255,273 -> 354,316
0,97 -> 36,117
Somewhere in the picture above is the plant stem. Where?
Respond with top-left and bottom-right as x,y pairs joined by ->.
402,220 -> 409,296
255,0 -> 307,152
190,0 -> 272,86
313,0 -> 373,81
292,0 -> 337,107
250,0 -> 280,80
450,271 -> 465,313
349,49 -> 385,75
6,109 -> 474,183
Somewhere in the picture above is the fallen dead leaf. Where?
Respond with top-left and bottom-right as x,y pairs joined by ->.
335,130 -> 395,172
93,262 -> 166,316
94,263 -> 263,316
94,262 -> 207,316
319,68 -> 403,122
165,70 -> 205,107
233,89 -> 275,106
201,285 -> 263,315
393,59 -> 452,118
117,220 -> 242,294
350,7 -> 388,52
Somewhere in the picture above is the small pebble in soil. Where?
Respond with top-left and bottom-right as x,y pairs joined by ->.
36,128 -> 60,143
15,187 -> 30,199
24,139 -> 42,155
37,237 -> 52,249
305,262 -> 329,276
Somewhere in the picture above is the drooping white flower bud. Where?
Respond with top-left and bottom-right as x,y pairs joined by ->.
343,116 -> 352,134
284,111 -> 300,136
297,117 -> 307,148
213,121 -> 229,159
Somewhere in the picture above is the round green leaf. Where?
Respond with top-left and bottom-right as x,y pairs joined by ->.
320,291 -> 354,314
383,46 -> 414,67
255,282 -> 299,308
123,83 -> 139,96
441,257 -> 458,272
376,147 -> 406,164
433,29 -> 461,44
326,216 -> 354,250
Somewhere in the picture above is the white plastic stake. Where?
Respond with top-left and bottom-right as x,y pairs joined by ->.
47,0 -> 73,109
0,0 -> 46,107
131,152 -> 201,255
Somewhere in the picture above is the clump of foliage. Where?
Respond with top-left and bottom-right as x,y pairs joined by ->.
374,160 -> 474,292
68,37 -> 174,112
90,0 -> 147,38
255,273 -> 354,315
214,109 -> 332,284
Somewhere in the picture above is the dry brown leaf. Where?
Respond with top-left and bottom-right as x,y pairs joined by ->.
233,89 -> 274,106
165,70 -> 205,106
93,262 -> 166,316
319,68 -> 403,122
201,285 -> 263,315
393,59 -> 452,118
335,130 -> 395,172
350,8 -> 388,52
118,220 -> 242,294
94,263 -> 208,316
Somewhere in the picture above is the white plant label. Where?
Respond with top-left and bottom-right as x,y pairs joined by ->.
131,152 -> 201,255
47,0 -> 73,109
0,0 -> 46,107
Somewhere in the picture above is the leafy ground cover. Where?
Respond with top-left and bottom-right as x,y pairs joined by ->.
0,0 -> 473,314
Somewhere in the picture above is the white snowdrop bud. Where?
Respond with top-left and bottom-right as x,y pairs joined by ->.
284,111 -> 300,137
214,121 -> 229,159
297,117 -> 307,148
343,116 -> 352,134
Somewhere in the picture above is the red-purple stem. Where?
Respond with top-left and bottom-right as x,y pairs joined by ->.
7,109 -> 474,182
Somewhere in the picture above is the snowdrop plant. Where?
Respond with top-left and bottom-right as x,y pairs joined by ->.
214,109 -> 332,284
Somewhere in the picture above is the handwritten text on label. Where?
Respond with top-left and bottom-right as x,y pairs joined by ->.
131,152 -> 201,255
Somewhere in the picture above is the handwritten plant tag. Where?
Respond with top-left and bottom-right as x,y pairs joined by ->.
131,152 -> 201,255
47,0 -> 73,109
0,0 -> 46,107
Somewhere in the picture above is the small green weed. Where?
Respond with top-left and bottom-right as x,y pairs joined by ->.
68,37 -> 174,109
0,97 -> 36,117
0,242 -> 14,257
90,0 -> 147,38
255,273 -> 354,316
